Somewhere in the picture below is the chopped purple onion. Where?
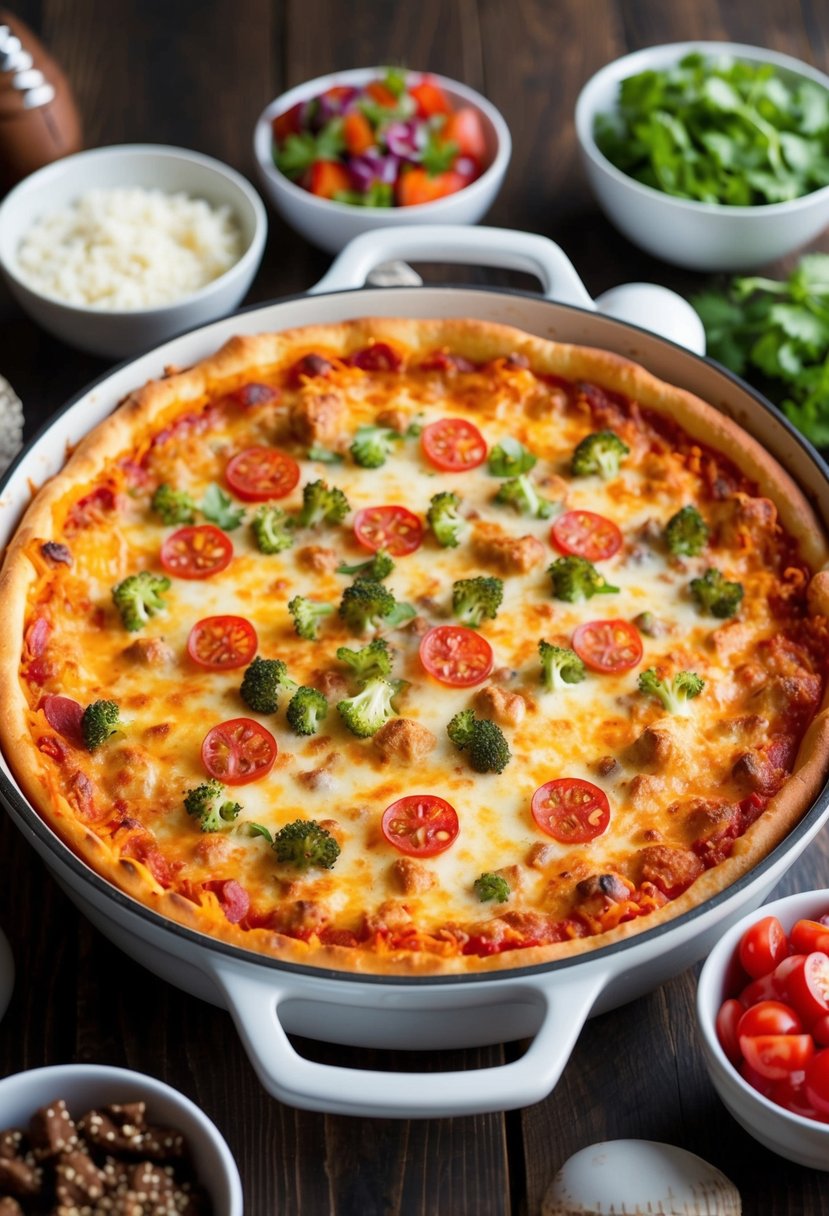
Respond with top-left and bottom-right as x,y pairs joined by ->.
454,155 -> 480,181
383,120 -> 428,161
348,152 -> 400,192
317,86 -> 360,122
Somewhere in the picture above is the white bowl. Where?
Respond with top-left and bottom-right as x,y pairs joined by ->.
0,144 -> 267,359
575,42 -> 829,271
253,68 -> 511,253
0,1063 -> 243,1212
697,888 -> 829,1170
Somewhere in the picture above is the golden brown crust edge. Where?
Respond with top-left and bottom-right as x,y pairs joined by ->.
1,316 -> 828,976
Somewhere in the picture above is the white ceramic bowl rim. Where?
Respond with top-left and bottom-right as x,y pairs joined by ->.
697,886 -> 829,1133
576,40 -> 829,216
254,66 -> 512,216
0,142 -> 268,319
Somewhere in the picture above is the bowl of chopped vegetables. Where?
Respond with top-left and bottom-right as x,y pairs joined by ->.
253,67 -> 511,252
575,42 -> 829,271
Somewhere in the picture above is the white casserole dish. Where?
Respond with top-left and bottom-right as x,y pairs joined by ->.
1,226 -> 828,1119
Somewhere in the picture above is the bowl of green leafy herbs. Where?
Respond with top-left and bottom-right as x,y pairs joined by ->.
575,42 -> 829,271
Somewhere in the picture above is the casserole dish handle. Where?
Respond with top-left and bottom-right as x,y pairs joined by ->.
208,955 -> 608,1118
309,225 -> 706,353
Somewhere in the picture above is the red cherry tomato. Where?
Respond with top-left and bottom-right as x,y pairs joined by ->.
225,447 -> 300,502
381,794 -> 459,858
306,159 -> 351,199
813,1014 -> 829,1047
409,76 -> 451,118
419,625 -> 493,688
806,1049 -> 829,1116
442,106 -> 488,162
786,952 -> 829,1025
740,1058 -> 776,1098
739,915 -> 789,978
716,998 -> 745,1065
353,505 -> 423,556
421,418 -> 487,472
571,619 -> 643,673
201,718 -> 277,786
772,1073 -> 819,1119
737,1000 -> 804,1038
741,972 -> 779,1008
773,953 -> 808,999
739,1033 -> 815,1080
396,167 -> 468,206
531,778 -> 611,844
790,919 -> 829,955
551,510 -> 623,561
160,525 -> 233,579
187,616 -> 258,670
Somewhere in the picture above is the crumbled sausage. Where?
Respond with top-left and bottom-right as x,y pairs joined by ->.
638,844 -> 703,898
471,522 -> 546,574
593,755 -> 619,778
375,406 -> 410,433
629,724 -> 675,769
289,387 -> 346,446
575,873 -> 630,903
122,636 -> 174,666
374,718 -> 437,763
391,857 -> 436,894
474,684 -> 526,727
404,614 -> 431,637
297,544 -> 339,573
295,751 -> 341,791
312,669 -> 349,699
710,619 -> 752,661
526,842 -> 557,869
715,492 -> 778,550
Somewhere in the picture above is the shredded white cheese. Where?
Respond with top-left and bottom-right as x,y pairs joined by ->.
15,187 -> 243,310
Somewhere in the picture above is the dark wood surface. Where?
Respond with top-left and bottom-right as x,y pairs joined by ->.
1,2 -> 829,1212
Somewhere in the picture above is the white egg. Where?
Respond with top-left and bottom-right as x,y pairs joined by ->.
542,1139 -> 741,1215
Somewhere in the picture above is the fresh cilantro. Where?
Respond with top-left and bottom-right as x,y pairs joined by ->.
274,119 -> 345,180
692,254 -> 829,446
332,182 -> 394,208
201,483 -> 245,531
594,51 -> 829,205
421,129 -> 459,175
383,67 -> 408,99
307,444 -> 344,464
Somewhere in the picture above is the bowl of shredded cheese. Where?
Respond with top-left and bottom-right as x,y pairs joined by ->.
0,144 -> 267,358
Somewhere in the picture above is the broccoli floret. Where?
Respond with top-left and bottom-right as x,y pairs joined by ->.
81,699 -> 124,752
549,556 -> 619,603
151,483 -> 195,525
452,576 -> 504,628
690,567 -> 744,619
474,872 -> 511,902
272,819 -> 341,869
487,437 -> 537,477
183,779 -> 242,833
350,424 -> 399,468
297,479 -> 350,527
111,571 -> 171,632
288,595 -> 334,640
633,611 -> 663,638
494,474 -> 555,519
665,505 -> 709,557
638,667 -> 705,715
285,685 -> 329,735
338,579 -> 397,634
336,638 -> 393,680
337,676 -> 397,737
427,491 -> 467,548
336,549 -> 395,580
446,710 -> 511,774
539,640 -> 586,691
571,430 -> 630,479
251,505 -> 295,554
240,657 -> 297,714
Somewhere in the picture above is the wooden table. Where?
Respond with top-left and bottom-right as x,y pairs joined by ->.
1,2 -> 828,1212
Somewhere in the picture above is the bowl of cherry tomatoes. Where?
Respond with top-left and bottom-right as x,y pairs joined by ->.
253,67 -> 511,252
697,888 -> 829,1169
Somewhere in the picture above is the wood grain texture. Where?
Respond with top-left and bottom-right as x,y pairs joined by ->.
1,2 -> 829,1214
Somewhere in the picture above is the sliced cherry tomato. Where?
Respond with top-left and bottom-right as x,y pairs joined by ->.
571,619 -> 643,673
225,446 -> 300,502
741,972 -> 779,1008
716,998 -> 745,1065
396,167 -> 467,206
531,778 -> 611,844
806,1050 -> 829,1115
306,159 -> 351,199
201,717 -> 277,786
160,525 -> 233,579
187,616 -> 258,670
738,1000 -> 803,1039
353,505 -> 423,556
409,76 -> 451,118
381,794 -> 459,857
739,915 -> 789,978
786,952 -> 829,1025
791,919 -> 829,955
419,625 -> 493,688
421,418 -> 487,472
773,953 -> 808,999
740,1033 -> 815,1080
442,106 -> 488,162
813,1014 -> 829,1047
551,510 -> 623,561
343,109 -> 375,155
772,1073 -> 819,1118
